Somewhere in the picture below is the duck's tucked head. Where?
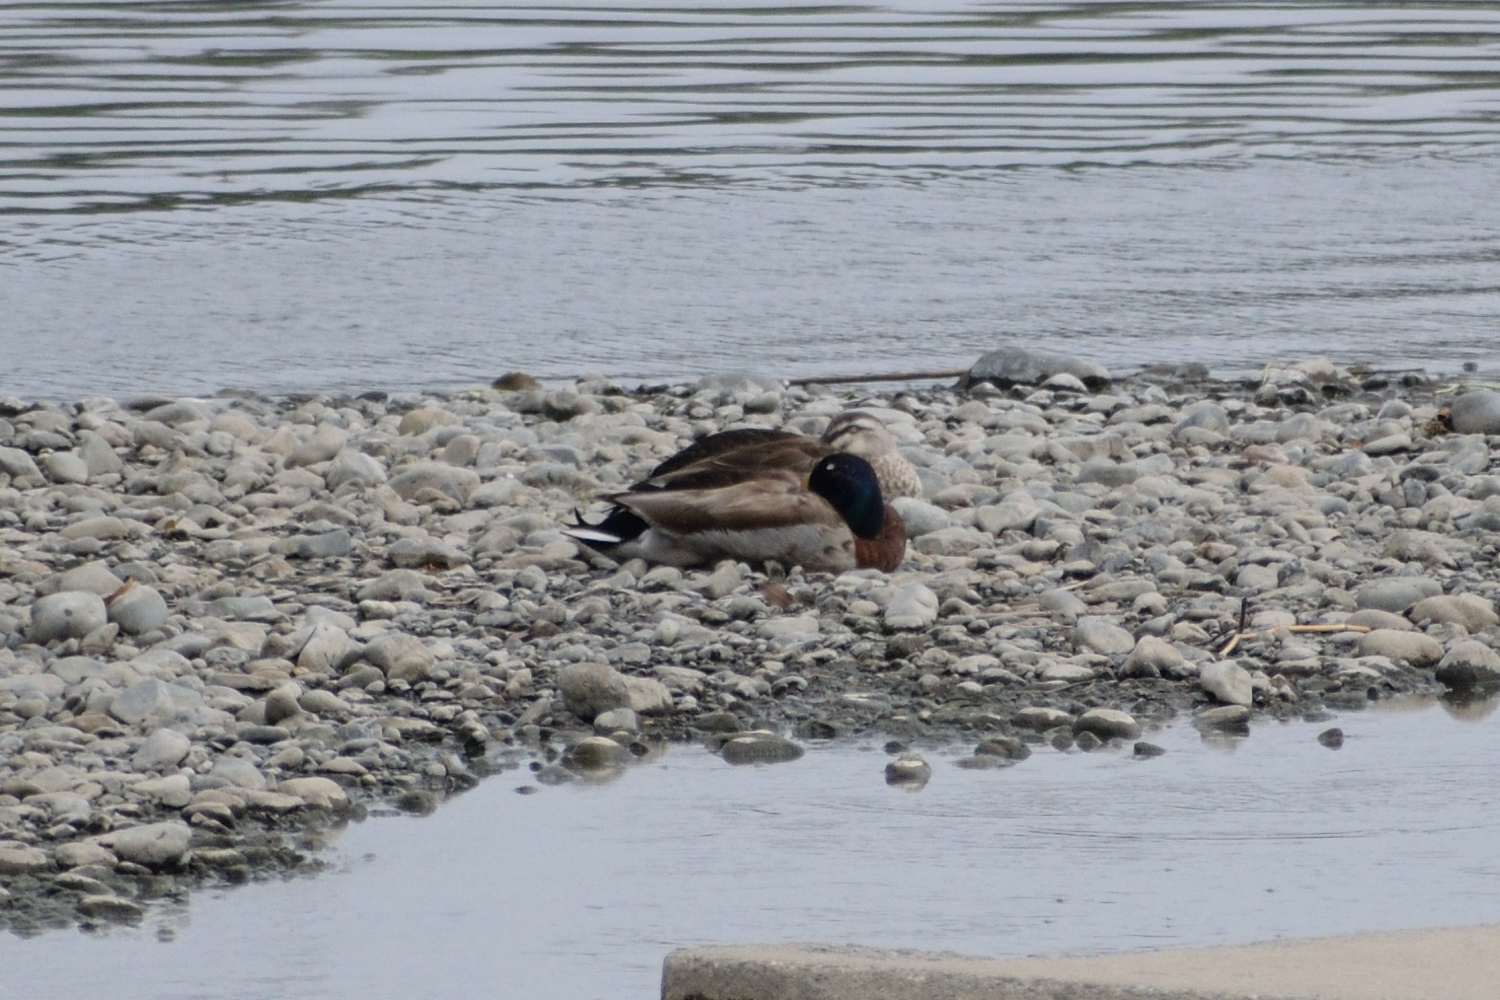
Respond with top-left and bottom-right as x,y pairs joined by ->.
807,453 -> 885,540
821,410 -> 899,459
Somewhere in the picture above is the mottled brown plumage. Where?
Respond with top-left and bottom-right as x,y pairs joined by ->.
642,410 -> 921,501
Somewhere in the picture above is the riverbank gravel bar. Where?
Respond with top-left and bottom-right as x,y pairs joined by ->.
4,349 -> 1500,932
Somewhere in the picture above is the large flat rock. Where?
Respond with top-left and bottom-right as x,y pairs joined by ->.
663,927 -> 1500,1000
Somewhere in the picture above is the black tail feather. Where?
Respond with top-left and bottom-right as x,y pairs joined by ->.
568,506 -> 650,551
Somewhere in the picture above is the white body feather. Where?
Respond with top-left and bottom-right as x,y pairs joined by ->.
634,524 -> 856,572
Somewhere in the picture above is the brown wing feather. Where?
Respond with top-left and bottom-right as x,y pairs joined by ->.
638,438 -> 833,492
649,428 -> 805,478
615,474 -> 844,536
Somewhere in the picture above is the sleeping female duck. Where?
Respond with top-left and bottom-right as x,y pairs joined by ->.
566,452 -> 906,573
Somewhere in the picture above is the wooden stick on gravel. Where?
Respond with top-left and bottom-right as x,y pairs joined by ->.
1217,623 -> 1373,658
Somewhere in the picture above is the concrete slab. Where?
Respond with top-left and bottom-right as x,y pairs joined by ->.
662,924 -> 1500,1000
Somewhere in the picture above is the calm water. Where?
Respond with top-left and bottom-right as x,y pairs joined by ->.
1,1 -> 1499,395
4,699 -> 1500,999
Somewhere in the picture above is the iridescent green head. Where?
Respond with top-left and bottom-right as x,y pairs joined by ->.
808,453 -> 885,540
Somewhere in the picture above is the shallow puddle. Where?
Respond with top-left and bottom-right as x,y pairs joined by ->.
5,697 -> 1500,999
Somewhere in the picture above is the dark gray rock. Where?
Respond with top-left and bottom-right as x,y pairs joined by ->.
961,346 -> 1111,392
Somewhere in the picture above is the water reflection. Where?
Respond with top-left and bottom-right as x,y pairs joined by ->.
3,699 -> 1500,1000
1440,689 -> 1500,722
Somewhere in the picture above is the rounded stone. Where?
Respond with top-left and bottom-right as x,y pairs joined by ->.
44,451 -> 90,484
54,841 -> 117,870
277,777 -> 349,810
29,590 -> 108,643
298,689 -> 350,715
884,753 -> 932,786
720,732 -> 804,765
103,821 -> 192,867
0,845 -> 50,875
79,431 -> 123,476
286,424 -> 348,467
593,707 -> 639,734
398,407 -> 460,436
557,662 -> 630,722
888,498 -> 950,538
963,346 -> 1110,391
1072,708 -> 1141,741
1435,640 -> 1500,690
297,624 -> 355,673
1409,594 -> 1498,634
974,736 -> 1031,761
1450,390 -> 1500,434
624,675 -> 675,715
1194,705 -> 1251,731
211,754 -> 267,791
883,584 -> 938,630
263,684 -> 304,725
109,679 -> 202,727
1357,629 -> 1443,667
387,462 -> 479,503
54,560 -> 126,596
363,631 -> 436,683
107,583 -> 169,636
1074,617 -> 1136,657
564,736 -> 631,771
1199,660 -> 1254,707
132,727 -> 191,772
325,449 -> 388,489
1355,578 -> 1442,613
1122,635 -> 1185,678
758,614 -> 821,640
1038,589 -> 1088,620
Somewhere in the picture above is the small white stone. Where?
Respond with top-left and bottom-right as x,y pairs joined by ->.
883,584 -> 938,630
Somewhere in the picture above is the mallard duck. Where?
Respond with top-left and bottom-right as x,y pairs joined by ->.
645,409 -> 922,500
566,452 -> 906,573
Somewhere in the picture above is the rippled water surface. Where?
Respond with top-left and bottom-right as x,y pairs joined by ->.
4,701 -> 1500,999
1,1 -> 1499,394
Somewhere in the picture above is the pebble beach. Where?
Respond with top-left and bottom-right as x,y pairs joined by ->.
4,347 -> 1500,934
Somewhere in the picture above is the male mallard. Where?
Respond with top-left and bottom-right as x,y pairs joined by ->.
566,452 -> 906,573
